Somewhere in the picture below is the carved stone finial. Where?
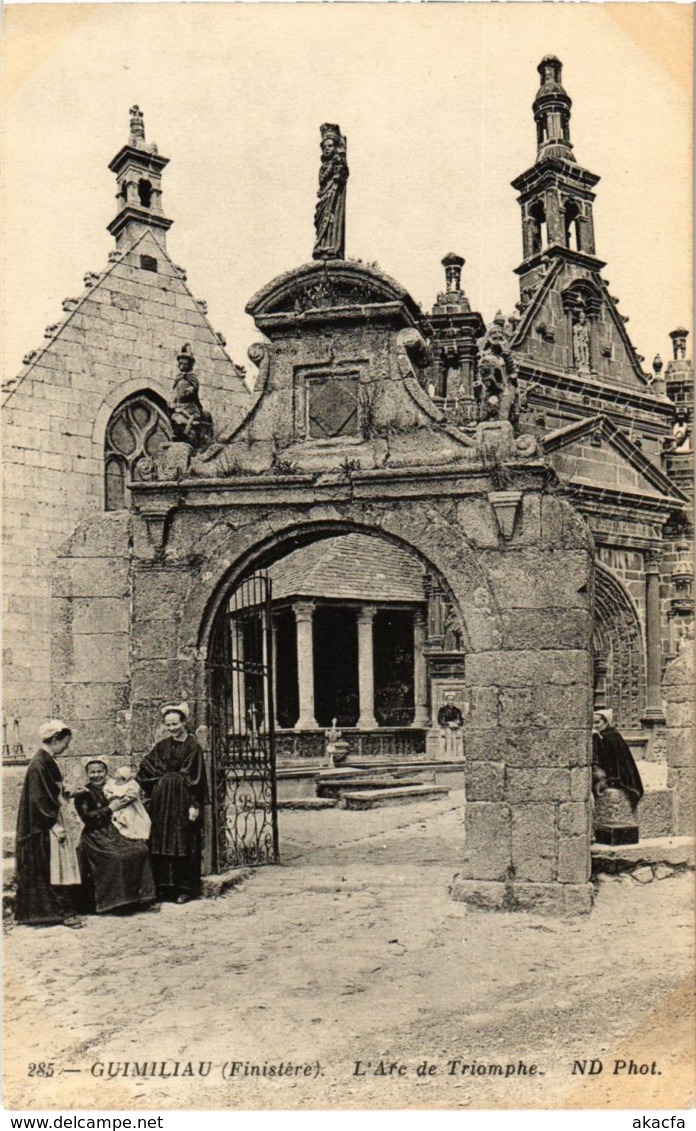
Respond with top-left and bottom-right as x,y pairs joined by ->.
129,105 -> 145,144
669,327 -> 689,361
441,253 -> 465,294
313,124 -> 349,261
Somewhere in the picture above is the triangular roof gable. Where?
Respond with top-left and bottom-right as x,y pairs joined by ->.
510,258 -> 650,389
3,229 -> 247,406
543,414 -> 688,504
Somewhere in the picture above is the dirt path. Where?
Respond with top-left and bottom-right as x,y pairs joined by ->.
4,797 -> 693,1110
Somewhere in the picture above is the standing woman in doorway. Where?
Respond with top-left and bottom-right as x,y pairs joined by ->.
136,703 -> 208,903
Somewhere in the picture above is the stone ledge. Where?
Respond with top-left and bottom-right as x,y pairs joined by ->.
278,797 -> 338,811
201,867 -> 252,898
449,877 -> 594,916
591,836 -> 694,875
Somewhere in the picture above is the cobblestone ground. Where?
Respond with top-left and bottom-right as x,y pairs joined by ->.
4,792 -> 694,1111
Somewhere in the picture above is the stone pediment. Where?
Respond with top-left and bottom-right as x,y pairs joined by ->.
511,253 -> 652,391
246,260 -> 422,326
543,415 -> 688,507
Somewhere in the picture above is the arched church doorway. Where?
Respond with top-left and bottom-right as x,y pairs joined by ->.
206,529 -> 467,871
593,564 -> 646,730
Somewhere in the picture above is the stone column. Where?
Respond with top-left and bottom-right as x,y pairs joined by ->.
270,614 -> 278,728
643,550 -> 665,721
356,605 -> 378,729
412,608 -> 429,727
230,618 -> 246,734
261,614 -> 270,734
294,601 -> 317,730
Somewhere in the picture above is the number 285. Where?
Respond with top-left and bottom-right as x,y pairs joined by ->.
28,1063 -> 55,1077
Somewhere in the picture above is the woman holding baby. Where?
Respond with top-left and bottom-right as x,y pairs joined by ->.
73,757 -> 156,914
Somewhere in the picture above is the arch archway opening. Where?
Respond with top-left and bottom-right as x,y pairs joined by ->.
205,526 -> 470,870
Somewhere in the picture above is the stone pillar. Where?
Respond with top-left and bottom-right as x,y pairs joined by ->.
412,608 -> 429,727
643,550 -> 665,721
294,601 -> 317,730
663,641 -> 695,835
230,618 -> 246,734
261,614 -> 270,734
270,614 -> 278,728
356,605 -> 378,730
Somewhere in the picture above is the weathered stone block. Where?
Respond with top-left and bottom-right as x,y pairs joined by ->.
466,686 -> 500,729
461,802 -> 511,882
132,568 -> 190,615
466,761 -> 505,801
72,597 -> 130,636
130,658 -> 195,708
53,558 -> 130,599
632,866 -> 654,884
663,702 -> 695,729
506,767 -> 571,802
654,863 -> 674,880
665,729 -> 694,768
132,618 -> 178,661
636,790 -> 673,838
667,767 -> 695,836
509,881 -> 593,916
466,723 -> 593,769
558,801 -> 591,838
483,550 -> 591,610
498,684 -> 590,729
557,835 -> 590,883
467,650 -> 589,688
500,608 -> 591,651
449,878 -> 506,910
56,682 -> 130,722
570,766 -> 592,801
540,495 -> 564,548
511,803 -> 557,881
70,633 -> 129,684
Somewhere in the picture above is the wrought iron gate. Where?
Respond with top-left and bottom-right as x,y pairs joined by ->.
208,570 -> 279,869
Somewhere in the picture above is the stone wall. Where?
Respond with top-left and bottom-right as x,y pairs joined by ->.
2,229 -> 251,746
662,644 -> 695,836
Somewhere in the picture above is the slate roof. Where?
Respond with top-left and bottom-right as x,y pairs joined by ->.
266,534 -> 426,603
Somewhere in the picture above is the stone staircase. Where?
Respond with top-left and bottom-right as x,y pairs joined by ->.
311,765 -> 450,809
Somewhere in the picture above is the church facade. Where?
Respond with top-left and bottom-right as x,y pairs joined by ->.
2,59 -> 692,910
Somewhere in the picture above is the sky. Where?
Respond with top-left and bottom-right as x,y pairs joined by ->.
2,3 -> 693,382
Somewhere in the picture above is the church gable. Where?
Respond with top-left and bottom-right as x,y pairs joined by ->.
544,415 -> 687,504
4,229 -> 251,441
512,258 -> 649,390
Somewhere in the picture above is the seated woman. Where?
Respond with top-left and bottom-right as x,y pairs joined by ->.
73,758 -> 157,914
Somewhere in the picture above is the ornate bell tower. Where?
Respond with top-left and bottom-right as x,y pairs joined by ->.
107,106 -> 173,250
512,57 -> 603,297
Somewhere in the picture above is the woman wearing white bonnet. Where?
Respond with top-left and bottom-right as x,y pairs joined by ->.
72,756 -> 156,914
14,719 -> 83,928
592,707 -> 644,809
136,701 -> 208,903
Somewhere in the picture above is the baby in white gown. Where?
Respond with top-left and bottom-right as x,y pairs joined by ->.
104,766 -> 151,841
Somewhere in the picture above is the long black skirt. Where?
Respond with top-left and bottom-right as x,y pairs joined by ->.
15,831 -> 78,925
78,826 -> 156,914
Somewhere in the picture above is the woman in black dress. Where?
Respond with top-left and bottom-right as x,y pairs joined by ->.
73,759 -> 156,914
136,703 -> 208,903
